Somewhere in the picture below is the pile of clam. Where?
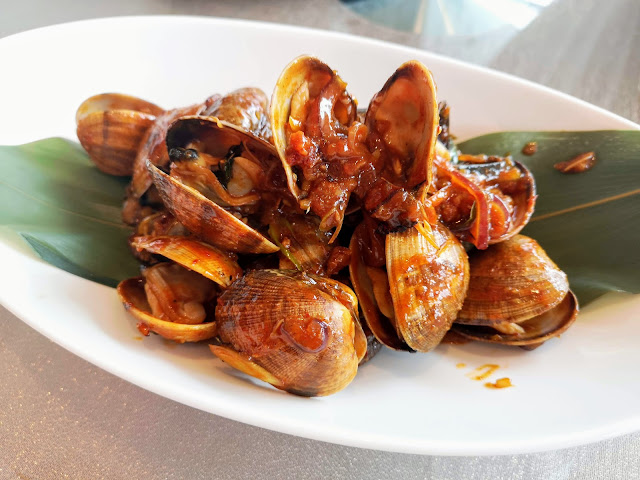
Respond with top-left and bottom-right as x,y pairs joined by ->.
77,56 -> 578,397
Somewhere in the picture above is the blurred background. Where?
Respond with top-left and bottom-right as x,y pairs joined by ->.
1,0 -> 637,123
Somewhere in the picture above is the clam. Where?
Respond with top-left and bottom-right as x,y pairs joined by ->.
359,61 -> 439,231
271,55 -> 358,237
117,267 -> 218,343
349,219 -> 469,352
130,236 -> 242,287
118,234 -> 244,342
147,116 -> 285,254
431,145 -> 537,249
453,235 -> 577,347
201,87 -> 272,141
349,222 -> 410,351
211,269 -> 362,396
364,60 -> 439,190
386,222 -> 470,352
123,101 -> 214,225
453,291 -> 578,347
129,211 -> 188,264
76,93 -> 164,176
268,213 -> 333,274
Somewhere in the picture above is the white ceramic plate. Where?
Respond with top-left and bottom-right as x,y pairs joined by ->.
1,16 -> 638,456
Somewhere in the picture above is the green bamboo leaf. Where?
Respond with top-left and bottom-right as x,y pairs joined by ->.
0,138 -> 140,287
458,130 -> 640,304
2,132 -> 638,305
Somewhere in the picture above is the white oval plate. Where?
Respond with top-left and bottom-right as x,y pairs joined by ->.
0,16 -> 638,456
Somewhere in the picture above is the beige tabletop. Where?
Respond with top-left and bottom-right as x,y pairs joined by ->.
1,0 -> 639,478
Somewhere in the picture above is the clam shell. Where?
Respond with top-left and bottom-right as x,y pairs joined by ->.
365,60 -> 439,189
147,161 -> 278,254
271,56 -> 334,201
386,223 -> 469,352
166,115 -> 277,161
453,290 -> 579,346
303,273 -> 368,363
214,269 -> 359,396
268,214 -> 332,274
489,161 -> 536,244
270,55 -> 356,204
349,222 -> 411,351
130,235 -> 242,287
76,93 -> 163,176
117,277 -> 217,343
76,93 -> 163,122
201,87 -> 272,141
456,235 -> 569,325
123,104 -> 209,225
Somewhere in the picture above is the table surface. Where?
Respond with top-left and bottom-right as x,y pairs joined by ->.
1,0 -> 639,478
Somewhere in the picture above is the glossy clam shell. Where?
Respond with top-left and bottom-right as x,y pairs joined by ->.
130,235 -> 242,287
214,269 -> 359,397
490,161 -> 536,244
453,290 -> 579,346
117,277 -> 217,343
147,161 -> 278,254
76,93 -> 163,122
123,104 -> 209,225
386,223 -> 469,352
304,273 -> 367,363
365,60 -> 439,189
349,223 -> 411,351
76,93 -> 164,176
201,87 -> 272,141
270,55 -> 344,200
268,214 -> 332,274
456,235 -> 569,325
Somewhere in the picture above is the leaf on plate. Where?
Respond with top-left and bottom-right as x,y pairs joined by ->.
0,137 -> 140,287
458,130 -> 640,304
2,132 -> 639,304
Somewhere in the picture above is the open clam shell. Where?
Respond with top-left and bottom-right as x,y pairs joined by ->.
386,222 -> 470,352
271,55 -> 346,201
488,161 -> 536,244
456,235 -> 569,325
130,235 -> 242,287
212,269 -> 360,396
166,115 -> 278,161
453,290 -> 579,347
364,60 -> 439,189
271,56 -> 359,238
123,103 -> 211,225
76,93 -> 164,176
452,159 -> 537,245
147,161 -> 278,254
117,277 -> 217,343
349,222 -> 411,351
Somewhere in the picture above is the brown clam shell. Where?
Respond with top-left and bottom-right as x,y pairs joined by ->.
117,277 -> 217,343
386,223 -> 470,352
123,103 -> 210,225
488,161 -> 536,244
76,93 -> 164,176
130,235 -> 242,287
201,87 -> 272,141
349,222 -> 411,351
365,60 -> 439,189
213,269 -> 360,396
270,55 -> 356,202
76,93 -> 163,122
147,161 -> 278,254
456,235 -> 569,325
453,290 -> 579,346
